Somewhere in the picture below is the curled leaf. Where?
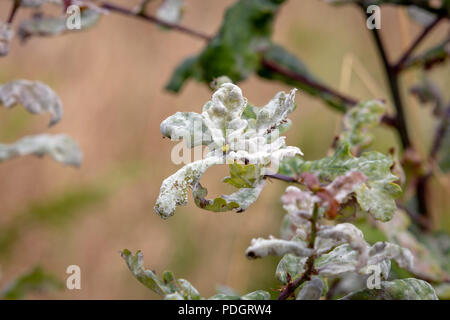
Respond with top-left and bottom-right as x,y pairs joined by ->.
0,134 -> 82,166
121,249 -> 201,299
245,236 -> 313,259
0,80 -> 63,126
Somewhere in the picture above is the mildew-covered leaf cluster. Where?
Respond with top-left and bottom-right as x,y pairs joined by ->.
154,82 -> 302,218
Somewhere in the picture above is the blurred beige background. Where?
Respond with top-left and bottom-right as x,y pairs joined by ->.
0,0 -> 448,299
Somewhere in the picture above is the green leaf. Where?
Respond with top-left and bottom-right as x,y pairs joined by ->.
223,163 -> 262,188
121,249 -> 201,299
193,180 -> 266,213
121,249 -> 168,296
280,143 -> 401,221
165,0 -> 286,92
165,56 -> 198,93
1,266 -> 63,300
341,278 -> 438,300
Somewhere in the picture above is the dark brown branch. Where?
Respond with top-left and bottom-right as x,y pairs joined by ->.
393,17 -> 443,72
99,2 -> 212,41
7,0 -> 20,24
366,23 -> 411,149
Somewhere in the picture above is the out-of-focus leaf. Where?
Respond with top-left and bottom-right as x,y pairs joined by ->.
246,236 -> 313,259
405,38 -> 450,70
121,249 -> 201,299
338,100 -> 385,153
157,0 -> 184,25
0,80 -> 62,126
407,5 -> 437,26
376,209 -> 450,282
341,278 -> 438,300
0,266 -> 63,299
0,20 -> 14,57
296,277 -> 325,300
280,143 -> 402,221
20,0 -> 62,7
434,283 -> 450,300
410,77 -> 443,116
165,0 -> 286,92
18,9 -> 101,40
0,134 -> 82,166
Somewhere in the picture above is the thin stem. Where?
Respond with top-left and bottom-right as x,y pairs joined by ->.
393,17 -> 443,72
277,204 -> 318,300
7,0 -> 20,24
99,2 -> 212,41
264,173 -> 300,184
260,58 -> 358,107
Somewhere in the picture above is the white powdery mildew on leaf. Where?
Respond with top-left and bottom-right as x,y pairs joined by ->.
316,241 -> 414,278
342,278 -> 438,300
296,277 -> 325,300
155,83 -> 302,218
0,80 -> 63,126
0,21 -> 14,57
20,0 -> 62,7
157,0 -> 184,25
0,134 -> 82,166
245,236 -> 313,259
154,156 -> 223,219
325,171 -> 367,203
315,223 -> 367,262
366,241 -> 414,271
